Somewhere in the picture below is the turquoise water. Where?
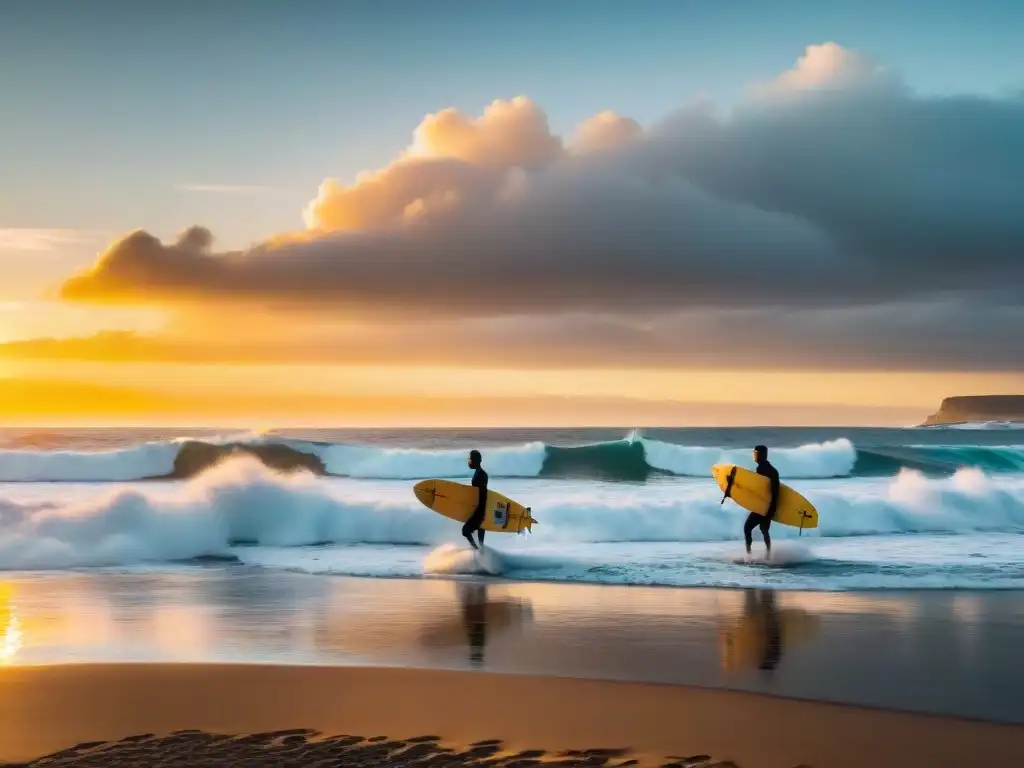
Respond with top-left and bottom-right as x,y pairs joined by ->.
0,426 -> 1023,589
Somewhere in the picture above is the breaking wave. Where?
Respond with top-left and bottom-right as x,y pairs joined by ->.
1,457 -> 1024,571
1,433 -> 1024,483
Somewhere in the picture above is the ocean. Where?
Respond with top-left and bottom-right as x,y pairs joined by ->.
2,424 -> 1023,590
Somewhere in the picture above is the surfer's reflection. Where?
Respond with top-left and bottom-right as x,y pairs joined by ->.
749,589 -> 781,671
418,581 -> 533,668
720,589 -> 819,674
461,581 -> 489,666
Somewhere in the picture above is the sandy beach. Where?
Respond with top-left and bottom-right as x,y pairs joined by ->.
2,664 -> 1022,768
3,566 -> 1023,766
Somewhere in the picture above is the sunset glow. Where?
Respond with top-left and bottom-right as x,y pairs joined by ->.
2,4 -> 1022,426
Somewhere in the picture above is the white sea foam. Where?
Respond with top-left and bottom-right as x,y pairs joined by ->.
4,434 -> 1024,483
320,442 -> 547,478
1,458 -> 1024,573
640,437 -> 857,478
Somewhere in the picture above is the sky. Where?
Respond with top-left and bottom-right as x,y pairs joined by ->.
1,0 -> 1023,425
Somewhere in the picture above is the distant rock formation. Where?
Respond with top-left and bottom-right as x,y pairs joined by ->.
162,441 -> 327,479
921,395 -> 1024,426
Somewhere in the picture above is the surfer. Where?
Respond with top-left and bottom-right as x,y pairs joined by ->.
745,445 -> 779,557
463,449 -> 488,550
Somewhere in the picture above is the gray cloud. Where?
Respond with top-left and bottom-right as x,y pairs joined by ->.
7,300 -> 1022,372
56,44 -> 1024,369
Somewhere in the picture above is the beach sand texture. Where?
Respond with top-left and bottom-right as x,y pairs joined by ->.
2,665 -> 1021,768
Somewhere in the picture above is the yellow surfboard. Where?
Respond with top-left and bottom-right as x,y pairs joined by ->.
413,479 -> 537,534
711,464 -> 818,530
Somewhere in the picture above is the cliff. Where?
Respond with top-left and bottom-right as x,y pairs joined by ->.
921,395 -> 1024,426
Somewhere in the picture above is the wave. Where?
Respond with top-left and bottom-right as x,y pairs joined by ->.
2,457 -> 1024,571
642,437 -> 857,478
323,437 -> 859,481
1,435 -> 1024,483
239,538 -> 1024,590
0,442 -> 181,482
321,442 -> 546,479
854,445 -> 1024,475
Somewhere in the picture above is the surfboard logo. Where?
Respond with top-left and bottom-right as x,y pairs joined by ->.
493,502 -> 509,527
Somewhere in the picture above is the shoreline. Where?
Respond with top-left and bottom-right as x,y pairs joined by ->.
8,561 -> 1024,591
3,664 -> 1023,767
9,564 -> 1024,593
6,571 -> 1023,724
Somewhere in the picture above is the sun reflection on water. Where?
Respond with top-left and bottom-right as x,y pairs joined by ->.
1,614 -> 22,664
0,583 -> 22,664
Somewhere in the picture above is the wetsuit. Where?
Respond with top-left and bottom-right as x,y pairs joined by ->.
462,466 -> 489,547
744,459 -> 779,552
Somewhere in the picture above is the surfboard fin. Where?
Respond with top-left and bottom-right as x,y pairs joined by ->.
523,507 -> 535,535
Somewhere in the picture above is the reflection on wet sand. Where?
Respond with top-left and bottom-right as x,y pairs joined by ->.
1,584 -> 23,664
3,571 -> 1021,722
418,582 -> 534,666
719,589 -> 820,673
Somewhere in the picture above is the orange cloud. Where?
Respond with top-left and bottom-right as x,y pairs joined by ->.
303,95 -> 564,232
570,111 -> 643,154
55,43 -> 1024,378
767,42 -> 892,93
410,95 -> 563,166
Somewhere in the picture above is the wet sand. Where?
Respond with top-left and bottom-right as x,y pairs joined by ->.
6,572 -> 1024,722
2,664 -> 1023,768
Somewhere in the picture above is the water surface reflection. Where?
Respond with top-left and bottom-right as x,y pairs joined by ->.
2,570 -> 1021,723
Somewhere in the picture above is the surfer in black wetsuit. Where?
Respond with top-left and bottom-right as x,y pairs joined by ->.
463,450 -> 488,550
744,445 -> 779,557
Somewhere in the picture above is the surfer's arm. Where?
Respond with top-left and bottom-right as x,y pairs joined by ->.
768,471 -> 780,518
757,464 -> 779,518
471,470 -> 488,517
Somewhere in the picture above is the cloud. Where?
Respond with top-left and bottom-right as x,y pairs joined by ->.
61,227 -> 223,300
765,42 -> 896,94
0,229 -> 103,252
569,111 -> 643,154
5,298 -> 1022,372
408,95 -> 564,167
56,43 -> 1024,370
